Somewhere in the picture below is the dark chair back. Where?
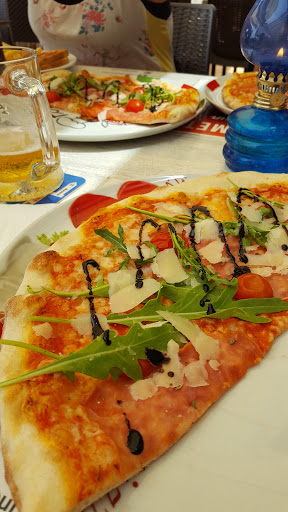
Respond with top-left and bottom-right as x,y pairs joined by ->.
0,0 -> 14,45
6,0 -> 38,46
208,0 -> 255,74
171,2 -> 215,75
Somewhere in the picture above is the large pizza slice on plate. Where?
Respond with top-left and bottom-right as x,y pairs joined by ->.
2,172 -> 288,511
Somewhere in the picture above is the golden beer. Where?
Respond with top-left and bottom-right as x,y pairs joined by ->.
0,148 -> 43,183
0,128 -> 62,202
0,46 -> 63,202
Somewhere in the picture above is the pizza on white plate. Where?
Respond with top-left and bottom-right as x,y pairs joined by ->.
42,69 -> 201,124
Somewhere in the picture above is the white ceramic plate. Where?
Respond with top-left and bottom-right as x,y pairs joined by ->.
50,73 -> 208,142
205,74 -> 233,115
1,176 -> 288,512
41,52 -> 77,73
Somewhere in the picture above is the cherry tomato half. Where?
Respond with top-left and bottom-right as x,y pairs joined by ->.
1,88 -> 10,95
125,99 -> 145,113
133,86 -> 146,94
46,90 -> 61,103
150,232 -> 190,252
234,273 -> 273,300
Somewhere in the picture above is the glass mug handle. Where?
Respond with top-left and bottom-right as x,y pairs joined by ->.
9,68 -> 60,178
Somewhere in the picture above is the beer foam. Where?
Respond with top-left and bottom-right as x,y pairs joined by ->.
0,127 -> 40,155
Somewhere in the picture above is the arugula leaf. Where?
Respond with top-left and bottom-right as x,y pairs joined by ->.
106,280 -> 288,326
27,274 -> 109,298
95,224 -> 128,255
118,256 -> 130,270
227,179 -> 285,209
36,233 -> 51,246
125,205 -> 190,225
0,323 -> 183,388
136,75 -> 154,83
37,231 -> 69,246
168,224 -> 231,286
167,283 -> 288,324
1,339 -> 75,382
162,282 -> 201,303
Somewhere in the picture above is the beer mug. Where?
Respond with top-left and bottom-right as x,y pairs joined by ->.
0,46 -> 63,202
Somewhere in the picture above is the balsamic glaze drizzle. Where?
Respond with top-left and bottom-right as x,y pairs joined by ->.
135,267 -> 144,289
124,414 -> 144,455
145,347 -> 170,366
102,330 -> 111,346
102,83 -> 109,99
115,80 -> 120,105
139,218 -> 159,244
189,206 -> 251,279
136,245 -> 144,260
82,259 -> 104,339
84,79 -> 88,101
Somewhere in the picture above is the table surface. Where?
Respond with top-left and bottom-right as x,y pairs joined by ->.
2,68 -> 288,512
0,67 -> 228,256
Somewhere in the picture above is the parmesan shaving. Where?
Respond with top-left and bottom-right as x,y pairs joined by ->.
184,361 -> 208,387
110,278 -> 160,313
154,202 -> 190,219
151,248 -> 188,283
194,218 -> 220,243
157,311 -> 218,361
129,339 -> 184,401
32,322 -> 53,339
241,205 -> 262,222
71,313 -> 91,336
199,239 -> 225,264
108,268 -> 136,297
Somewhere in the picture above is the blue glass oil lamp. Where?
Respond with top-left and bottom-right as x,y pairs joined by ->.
223,0 -> 288,173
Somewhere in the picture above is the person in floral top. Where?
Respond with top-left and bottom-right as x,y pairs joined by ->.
28,0 -> 175,71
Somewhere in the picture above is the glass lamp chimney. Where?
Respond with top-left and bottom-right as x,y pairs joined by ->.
223,0 -> 288,173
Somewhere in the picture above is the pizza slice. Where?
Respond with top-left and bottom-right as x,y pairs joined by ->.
42,69 -> 200,124
2,172 -> 288,512
222,71 -> 258,110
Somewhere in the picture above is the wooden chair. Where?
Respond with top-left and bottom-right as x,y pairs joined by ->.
171,2 -> 216,75
207,0 -> 255,74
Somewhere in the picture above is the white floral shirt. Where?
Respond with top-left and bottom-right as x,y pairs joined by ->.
28,0 -> 175,71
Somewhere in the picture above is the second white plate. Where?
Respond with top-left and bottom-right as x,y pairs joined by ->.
205,74 -> 233,115
42,52 -> 77,73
